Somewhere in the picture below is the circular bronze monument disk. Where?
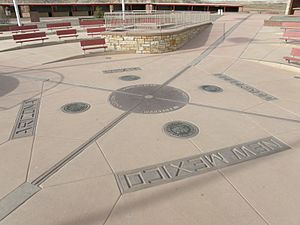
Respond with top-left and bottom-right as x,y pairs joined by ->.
119,75 -> 141,81
109,84 -> 189,114
61,102 -> 91,114
200,85 -> 223,93
163,121 -> 199,138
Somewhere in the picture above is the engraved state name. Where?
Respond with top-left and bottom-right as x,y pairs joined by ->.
103,67 -> 141,74
10,99 -> 40,139
116,137 -> 290,193
214,74 -> 277,101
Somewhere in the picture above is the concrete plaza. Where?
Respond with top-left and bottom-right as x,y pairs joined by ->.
0,13 -> 299,225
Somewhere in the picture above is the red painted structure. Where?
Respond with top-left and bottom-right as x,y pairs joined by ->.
12,31 -> 48,44
80,38 -> 107,53
46,22 -> 72,30
284,48 -> 300,63
79,19 -> 105,27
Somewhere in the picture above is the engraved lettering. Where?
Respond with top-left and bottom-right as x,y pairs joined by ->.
10,98 -> 41,139
15,127 -> 33,134
117,137 -> 290,193
205,152 -> 229,166
124,172 -> 146,188
215,74 -> 277,101
170,161 -> 193,177
261,138 -> 283,151
161,165 -> 172,179
257,93 -> 269,99
143,168 -> 165,184
17,120 -> 34,128
103,67 -> 141,74
232,146 -> 257,160
247,142 -> 271,154
23,101 -> 35,107
187,157 -> 210,171
22,107 -> 35,113
223,77 -> 232,81
20,112 -> 35,120
265,96 -> 276,101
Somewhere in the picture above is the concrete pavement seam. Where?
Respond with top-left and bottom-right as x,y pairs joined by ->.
25,81 -> 46,182
218,171 -> 271,225
103,195 -> 122,225
31,110 -> 132,186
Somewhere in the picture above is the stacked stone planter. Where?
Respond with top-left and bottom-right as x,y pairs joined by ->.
103,22 -> 211,54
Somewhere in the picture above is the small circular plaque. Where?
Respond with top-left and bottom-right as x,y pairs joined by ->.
61,102 -> 90,114
200,85 -> 223,93
119,75 -> 141,81
163,121 -> 199,138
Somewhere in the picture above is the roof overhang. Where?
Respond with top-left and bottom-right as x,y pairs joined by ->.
0,2 -> 242,7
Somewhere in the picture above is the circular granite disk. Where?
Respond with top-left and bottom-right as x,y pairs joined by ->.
109,84 -> 189,114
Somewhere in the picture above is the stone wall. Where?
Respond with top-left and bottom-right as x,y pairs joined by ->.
103,22 -> 211,54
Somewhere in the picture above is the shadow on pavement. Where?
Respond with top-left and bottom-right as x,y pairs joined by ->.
0,75 -> 19,97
